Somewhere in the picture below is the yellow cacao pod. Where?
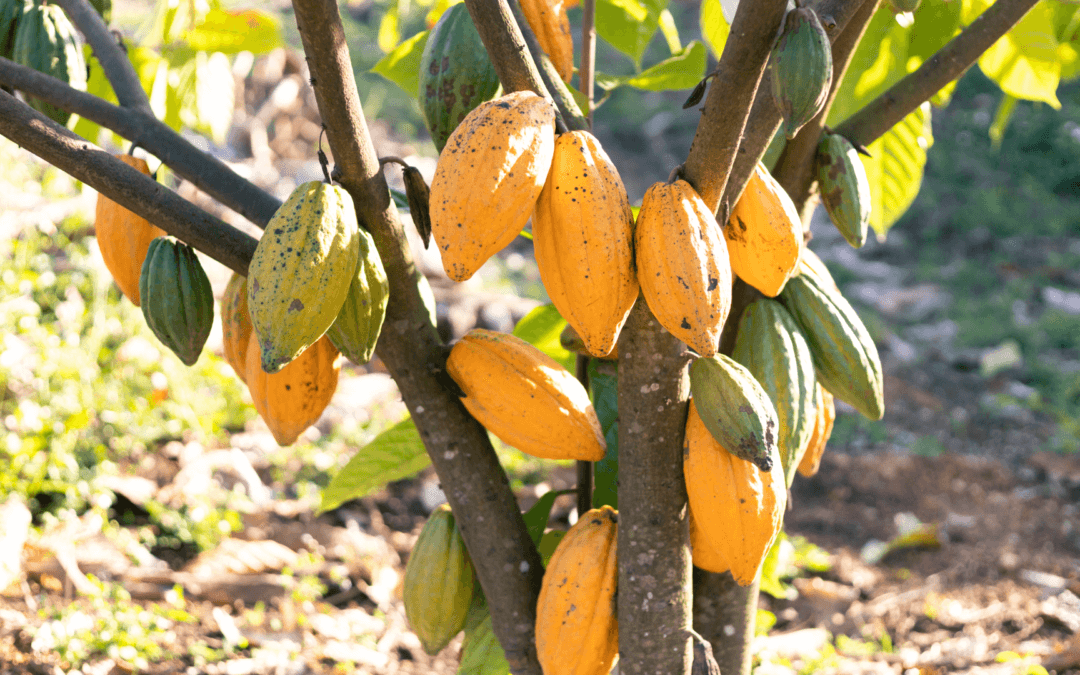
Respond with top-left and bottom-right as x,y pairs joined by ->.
446,329 -> 605,461
534,131 -> 637,357
685,400 -> 785,586
798,384 -> 834,477
536,505 -> 618,675
430,91 -> 557,281
560,323 -> 618,361
248,181 -> 359,373
726,163 -> 802,297
689,508 -> 728,575
95,154 -> 166,306
221,273 -> 253,383
246,334 -> 341,446
519,0 -> 574,83
636,180 -> 732,356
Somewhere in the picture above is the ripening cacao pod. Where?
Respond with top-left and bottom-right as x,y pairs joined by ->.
139,237 -> 214,367
403,504 -> 476,655
95,155 -> 167,306
770,7 -> 832,139
246,334 -> 340,446
533,130 -> 637,357
560,323 -> 618,361
247,181 -> 358,374
689,507 -> 728,574
685,401 -> 785,586
326,227 -> 388,365
519,0 -> 574,83
418,4 -> 502,153
689,353 -> 780,473
12,1 -> 86,125
446,329 -> 606,461
816,132 -> 872,249
0,0 -> 29,60
726,163 -> 802,297
732,299 -> 817,486
221,272 -> 253,382
798,384 -> 835,477
636,179 -> 732,356
536,505 -> 618,675
779,269 -> 884,420
430,91 -> 557,282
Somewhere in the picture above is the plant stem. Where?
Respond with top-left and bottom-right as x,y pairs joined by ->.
580,0 -> 596,126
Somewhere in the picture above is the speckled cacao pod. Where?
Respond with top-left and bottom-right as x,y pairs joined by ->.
247,181 -> 358,374
403,504 -> 476,655
12,1 -> 86,125
418,4 -> 501,152
533,130 -> 637,358
816,132 -> 872,249
138,237 -> 214,367
326,227 -> 388,366
519,0 -> 574,83
725,163 -> 802,297
770,7 -> 832,139
536,505 -> 618,675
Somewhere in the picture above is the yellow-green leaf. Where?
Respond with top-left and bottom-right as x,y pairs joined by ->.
863,102 -> 932,240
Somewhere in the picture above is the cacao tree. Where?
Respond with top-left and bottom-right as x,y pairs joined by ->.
0,0 -> 1066,672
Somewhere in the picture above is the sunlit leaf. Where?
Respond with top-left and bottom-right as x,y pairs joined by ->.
978,1 -> 1062,107
182,8 -> 284,55
320,417 -> 430,513
862,102 -> 932,240
658,8 -> 681,53
595,42 -> 706,93
378,2 -> 401,53
371,30 -> 429,97
595,0 -> 666,67
700,0 -> 729,58
512,304 -> 573,371
193,51 -> 234,144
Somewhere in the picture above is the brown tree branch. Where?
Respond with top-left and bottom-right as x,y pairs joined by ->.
0,57 -> 282,229
288,1 -> 543,673
53,0 -> 153,115
718,0 -> 871,223
616,300 -> 694,675
774,0 -> 881,220
836,0 -> 1041,147
0,91 -> 257,274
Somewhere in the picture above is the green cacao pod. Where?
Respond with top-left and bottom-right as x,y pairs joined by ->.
418,3 -> 502,153
688,353 -> 780,473
403,504 -> 476,655
770,7 -> 832,139
326,227 -> 388,365
12,1 -> 87,125
0,0 -> 30,60
779,269 -> 884,420
816,132 -> 872,249
139,237 -> 214,367
248,181 -> 359,374
732,299 -> 817,487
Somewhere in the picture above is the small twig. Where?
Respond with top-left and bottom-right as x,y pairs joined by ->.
580,0 -> 596,126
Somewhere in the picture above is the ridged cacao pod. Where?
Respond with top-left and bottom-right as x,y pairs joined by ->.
797,247 -> 839,292
732,299 -> 817,487
536,505 -> 618,675
798,384 -> 835,477
0,0 -> 29,60
519,0 -> 574,83
326,227 -> 388,366
779,269 -> 884,420
95,154 -> 166,306
689,508 -> 728,574
246,334 -> 340,446
446,329 -> 605,461
403,504 -> 475,655
418,4 -> 501,153
139,237 -> 214,367
560,323 -> 618,361
816,132 -> 872,249
726,163 -> 802,297
770,7 -> 832,139
684,401 -> 785,586
689,353 -> 780,472
430,91 -> 557,282
221,272 -> 253,382
248,181 -> 358,374
636,179 -> 732,356
12,1 -> 86,125
533,130 -> 637,357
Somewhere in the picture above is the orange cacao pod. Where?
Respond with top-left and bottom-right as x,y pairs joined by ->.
798,384 -> 834,477
519,0 -> 574,83
95,154 -> 166,305
221,272 -> 253,382
725,163 -> 802,297
689,508 -> 728,574
246,334 -> 341,446
533,130 -> 637,357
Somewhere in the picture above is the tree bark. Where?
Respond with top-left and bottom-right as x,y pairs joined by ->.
692,570 -> 761,675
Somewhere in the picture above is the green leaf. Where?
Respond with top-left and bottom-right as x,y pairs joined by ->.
863,102 -> 932,240
595,0 -> 666,67
988,93 -> 1017,148
978,1 -> 1062,107
371,30 -> 429,97
588,361 -> 619,509
595,42 -> 706,94
181,8 -> 284,55
320,417 -> 431,512
523,489 -> 574,546
458,595 -> 510,675
700,0 -> 730,58
828,7 -> 909,125
759,533 -> 793,600
537,529 -> 566,566
378,2 -> 401,54
512,304 -> 574,371
390,187 -> 410,210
